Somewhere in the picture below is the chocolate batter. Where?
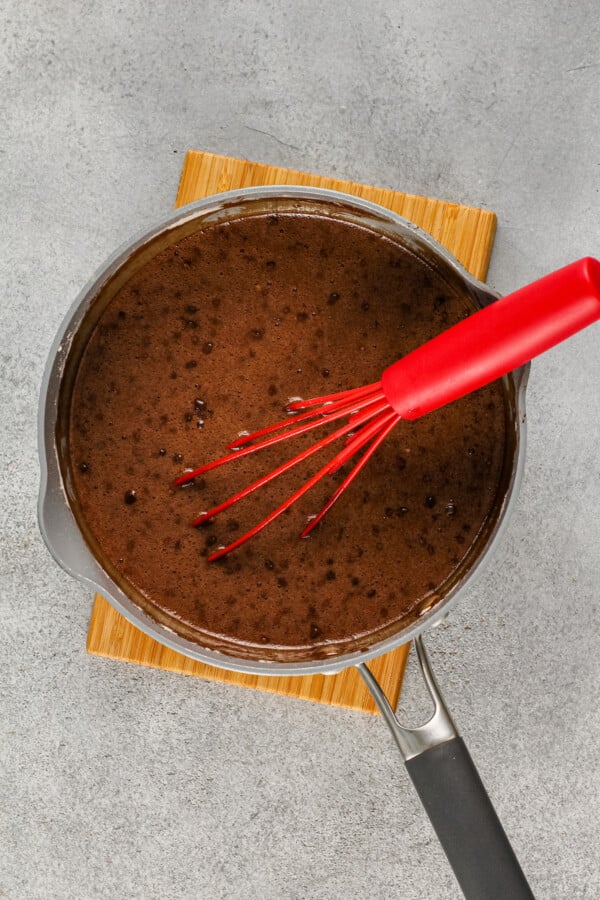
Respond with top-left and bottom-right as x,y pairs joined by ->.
67,210 -> 509,661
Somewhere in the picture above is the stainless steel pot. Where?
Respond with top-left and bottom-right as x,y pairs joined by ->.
38,187 -> 533,898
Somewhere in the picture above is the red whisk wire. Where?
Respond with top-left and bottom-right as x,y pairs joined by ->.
286,381 -> 381,411
206,406 -> 399,562
301,411 -> 400,538
193,398 -> 389,529
173,388 -> 385,487
226,384 -> 383,450
327,409 -> 398,475
207,460 -> 338,562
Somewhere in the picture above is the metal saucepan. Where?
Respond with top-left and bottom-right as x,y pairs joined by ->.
38,187 -> 534,898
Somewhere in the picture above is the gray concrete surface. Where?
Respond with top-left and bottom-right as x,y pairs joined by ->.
1,1 -> 599,897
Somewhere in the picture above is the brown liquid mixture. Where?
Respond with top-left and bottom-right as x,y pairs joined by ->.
68,211 -> 508,661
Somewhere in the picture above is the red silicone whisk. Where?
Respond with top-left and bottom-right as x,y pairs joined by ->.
175,257 -> 600,560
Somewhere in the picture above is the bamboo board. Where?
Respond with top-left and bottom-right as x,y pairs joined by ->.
86,149 -> 497,713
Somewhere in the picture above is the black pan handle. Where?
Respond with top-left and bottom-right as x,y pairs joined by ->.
357,637 -> 534,899
405,736 -> 533,899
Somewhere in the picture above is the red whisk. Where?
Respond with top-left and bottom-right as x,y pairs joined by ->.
175,257 -> 600,560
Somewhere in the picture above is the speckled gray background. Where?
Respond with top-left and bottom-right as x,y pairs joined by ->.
1,2 -> 599,898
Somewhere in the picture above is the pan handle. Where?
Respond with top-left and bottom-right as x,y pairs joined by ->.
357,637 -> 535,899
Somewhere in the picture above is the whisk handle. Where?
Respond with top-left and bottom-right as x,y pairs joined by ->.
382,257 -> 600,419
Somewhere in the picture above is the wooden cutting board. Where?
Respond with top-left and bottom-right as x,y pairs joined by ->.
86,149 -> 497,713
